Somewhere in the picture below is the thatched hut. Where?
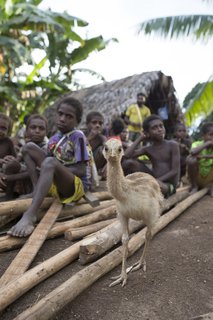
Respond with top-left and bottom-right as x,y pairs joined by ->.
45,70 -> 184,138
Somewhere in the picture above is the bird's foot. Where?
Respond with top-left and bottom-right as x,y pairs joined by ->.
109,274 -> 127,287
127,260 -> 146,273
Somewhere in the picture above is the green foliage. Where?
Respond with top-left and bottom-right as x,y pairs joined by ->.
184,77 -> 213,127
137,15 -> 213,42
0,0 -> 116,131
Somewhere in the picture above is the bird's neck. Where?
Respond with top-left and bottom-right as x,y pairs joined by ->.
107,159 -> 126,201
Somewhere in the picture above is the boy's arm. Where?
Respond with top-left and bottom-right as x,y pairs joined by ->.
67,162 -> 87,178
158,141 -> 180,183
124,133 -> 146,158
191,140 -> 213,156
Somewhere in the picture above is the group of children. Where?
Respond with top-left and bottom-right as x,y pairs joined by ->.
0,96 -> 212,238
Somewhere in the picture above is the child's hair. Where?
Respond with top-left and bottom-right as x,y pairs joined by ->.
86,111 -> 104,124
201,121 -> 213,135
57,97 -> 83,124
0,112 -> 13,135
143,114 -> 162,133
174,122 -> 186,132
26,114 -> 48,130
111,117 -> 125,135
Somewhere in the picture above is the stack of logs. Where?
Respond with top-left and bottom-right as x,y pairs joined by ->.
0,186 -> 208,320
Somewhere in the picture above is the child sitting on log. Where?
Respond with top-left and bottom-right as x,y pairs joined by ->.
0,114 -> 49,200
0,113 -> 21,200
187,121 -> 213,196
173,123 -> 192,180
8,97 -> 91,237
123,114 -> 180,198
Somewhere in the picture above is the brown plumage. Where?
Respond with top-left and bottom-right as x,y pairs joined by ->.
103,138 -> 163,287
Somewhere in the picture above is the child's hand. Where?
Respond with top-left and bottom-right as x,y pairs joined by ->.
3,155 -> 16,163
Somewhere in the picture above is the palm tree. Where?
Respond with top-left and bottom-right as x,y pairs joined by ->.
137,3 -> 213,128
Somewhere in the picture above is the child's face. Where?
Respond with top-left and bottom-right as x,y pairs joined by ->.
120,128 -> 129,141
0,119 -> 9,139
203,126 -> 213,142
175,125 -> 187,139
87,116 -> 104,134
56,103 -> 78,134
26,118 -> 47,144
147,119 -> 165,141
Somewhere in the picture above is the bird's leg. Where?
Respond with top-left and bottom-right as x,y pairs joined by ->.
127,229 -> 151,273
109,216 -> 129,287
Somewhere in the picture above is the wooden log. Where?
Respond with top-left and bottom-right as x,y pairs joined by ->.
78,189 -> 190,265
162,190 -> 189,211
11,188 -> 208,320
0,198 -> 53,217
64,218 -> 116,241
56,199 -> 115,221
0,205 -> 117,252
0,191 -> 111,219
0,199 -> 62,287
0,240 -> 84,312
79,219 -> 144,265
0,235 -> 25,252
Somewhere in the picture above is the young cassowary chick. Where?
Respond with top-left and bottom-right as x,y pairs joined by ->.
103,138 -> 163,287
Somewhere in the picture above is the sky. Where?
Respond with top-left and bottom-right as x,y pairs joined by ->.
40,0 -> 213,104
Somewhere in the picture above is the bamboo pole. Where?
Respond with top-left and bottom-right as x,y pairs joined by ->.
12,188 -> 208,320
64,218 -> 117,241
0,199 -> 62,287
0,205 -> 117,252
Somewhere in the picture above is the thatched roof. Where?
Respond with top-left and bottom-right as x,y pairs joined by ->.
45,70 -> 184,138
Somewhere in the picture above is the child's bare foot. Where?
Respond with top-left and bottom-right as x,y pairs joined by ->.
7,214 -> 36,237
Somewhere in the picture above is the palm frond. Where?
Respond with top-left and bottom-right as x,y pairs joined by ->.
137,15 -> 213,42
184,75 -> 213,126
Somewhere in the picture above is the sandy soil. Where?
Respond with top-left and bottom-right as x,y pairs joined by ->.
0,194 -> 212,320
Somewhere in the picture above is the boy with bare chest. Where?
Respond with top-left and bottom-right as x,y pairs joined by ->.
123,115 -> 180,197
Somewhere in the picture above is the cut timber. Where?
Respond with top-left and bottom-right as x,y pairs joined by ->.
0,199 -> 62,287
11,188 -> 208,320
0,240 -> 84,312
78,189 -> 190,265
0,191 -> 111,218
64,218 -> 116,241
79,219 -> 144,265
56,199 -> 115,221
0,205 -> 117,252
162,190 -> 189,211
0,198 -> 53,217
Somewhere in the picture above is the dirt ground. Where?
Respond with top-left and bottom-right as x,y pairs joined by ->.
0,194 -> 213,320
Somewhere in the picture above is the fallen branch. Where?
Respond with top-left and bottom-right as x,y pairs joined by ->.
12,188 -> 208,320
0,199 -> 62,287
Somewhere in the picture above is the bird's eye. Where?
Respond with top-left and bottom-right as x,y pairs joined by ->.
104,146 -> 109,152
118,147 -> 122,152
